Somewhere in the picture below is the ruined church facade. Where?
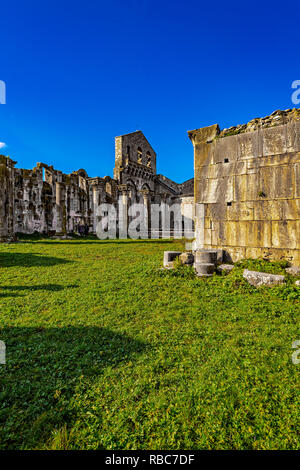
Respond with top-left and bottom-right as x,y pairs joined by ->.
0,131 -> 194,240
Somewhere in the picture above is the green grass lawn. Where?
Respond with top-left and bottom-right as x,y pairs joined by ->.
0,238 -> 299,450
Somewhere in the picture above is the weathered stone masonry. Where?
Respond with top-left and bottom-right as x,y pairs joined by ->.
0,155 -> 15,240
0,131 -> 194,240
189,109 -> 300,265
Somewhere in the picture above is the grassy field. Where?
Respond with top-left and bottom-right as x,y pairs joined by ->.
0,238 -> 299,450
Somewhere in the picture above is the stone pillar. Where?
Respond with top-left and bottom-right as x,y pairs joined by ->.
148,191 -> 154,236
92,186 -> 99,233
55,182 -> 66,235
150,194 -> 161,238
0,156 -> 16,241
118,186 -> 128,239
22,181 -> 31,233
141,189 -> 150,238
161,194 -> 169,238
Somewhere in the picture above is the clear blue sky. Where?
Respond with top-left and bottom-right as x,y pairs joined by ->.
0,0 -> 299,182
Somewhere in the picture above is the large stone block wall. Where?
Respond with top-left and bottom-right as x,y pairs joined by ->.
189,109 -> 300,265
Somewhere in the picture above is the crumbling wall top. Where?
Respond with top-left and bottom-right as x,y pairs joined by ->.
0,155 -> 17,168
218,108 -> 300,138
188,108 -> 300,144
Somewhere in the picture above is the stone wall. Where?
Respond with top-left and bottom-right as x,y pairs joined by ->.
0,131 -> 194,240
11,163 -> 112,236
0,156 -> 15,240
188,109 -> 300,265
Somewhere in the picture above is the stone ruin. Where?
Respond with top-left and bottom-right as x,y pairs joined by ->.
2,106 -> 300,270
162,108 -> 300,279
0,131 -> 194,241
188,108 -> 300,266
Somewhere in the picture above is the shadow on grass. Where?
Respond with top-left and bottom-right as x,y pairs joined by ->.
0,253 -> 72,268
0,284 -> 78,298
0,326 -> 148,449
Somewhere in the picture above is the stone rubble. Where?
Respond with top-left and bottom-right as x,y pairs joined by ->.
163,249 -> 221,277
217,264 -> 234,274
243,269 -> 285,287
194,262 -> 215,276
285,266 -> 300,276
179,252 -> 194,265
163,251 -> 182,269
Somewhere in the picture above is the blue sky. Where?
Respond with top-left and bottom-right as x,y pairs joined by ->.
0,0 -> 299,182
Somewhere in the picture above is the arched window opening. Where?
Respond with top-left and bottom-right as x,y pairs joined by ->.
146,151 -> 151,167
137,147 -> 142,164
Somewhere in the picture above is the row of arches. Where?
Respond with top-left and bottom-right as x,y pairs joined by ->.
126,179 -> 151,196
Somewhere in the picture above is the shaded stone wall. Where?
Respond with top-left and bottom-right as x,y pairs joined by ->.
0,156 -> 15,240
189,109 -> 300,265
0,159 -> 119,239
0,131 -> 194,239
